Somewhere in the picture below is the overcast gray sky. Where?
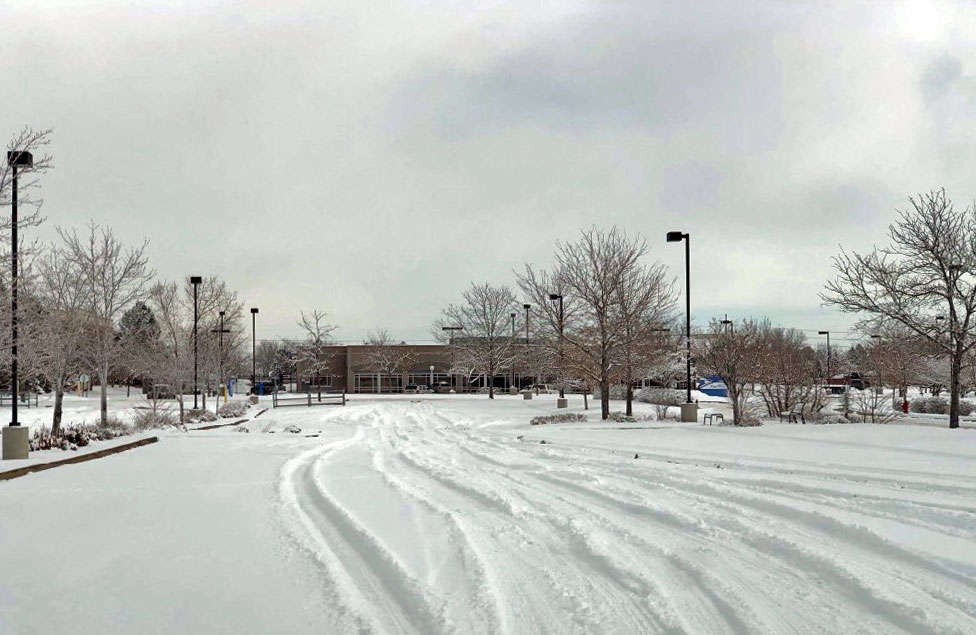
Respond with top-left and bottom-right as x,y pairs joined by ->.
3,0 -> 975,347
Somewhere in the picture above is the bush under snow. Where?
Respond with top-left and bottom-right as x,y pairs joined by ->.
530,413 -> 587,425
218,401 -> 249,418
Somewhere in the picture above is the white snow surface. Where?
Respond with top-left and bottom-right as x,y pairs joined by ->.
1,393 -> 975,634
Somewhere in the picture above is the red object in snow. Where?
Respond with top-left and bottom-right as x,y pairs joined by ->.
902,399 -> 909,414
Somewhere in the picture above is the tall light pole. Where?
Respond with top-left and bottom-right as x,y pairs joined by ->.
190,276 -> 202,409
442,325 -> 462,392
667,230 -> 696,422
818,330 -> 831,393
250,308 -> 259,395
549,293 -> 564,398
510,312 -> 517,391
523,303 -> 531,387
871,334 -> 883,396
3,150 -> 33,460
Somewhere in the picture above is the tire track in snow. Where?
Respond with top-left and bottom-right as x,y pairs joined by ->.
280,424 -> 454,635
389,406 -> 670,634
509,440 -> 976,634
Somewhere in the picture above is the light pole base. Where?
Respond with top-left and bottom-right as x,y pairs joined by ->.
250,395 -> 259,405
557,398 -> 568,409
2,426 -> 29,460
523,392 -> 533,400
680,403 -> 698,423
509,387 -> 518,395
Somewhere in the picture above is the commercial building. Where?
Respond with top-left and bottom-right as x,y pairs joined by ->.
295,344 -> 533,393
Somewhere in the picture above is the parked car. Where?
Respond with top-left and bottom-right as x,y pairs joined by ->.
530,384 -> 558,394
404,384 -> 430,394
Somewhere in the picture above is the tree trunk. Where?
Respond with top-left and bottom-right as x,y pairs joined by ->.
99,361 -> 109,425
625,383 -> 633,417
600,379 -> 610,420
950,353 -> 961,429
583,390 -> 589,410
52,387 -> 65,435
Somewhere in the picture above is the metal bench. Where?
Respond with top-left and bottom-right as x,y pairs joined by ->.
702,412 -> 724,426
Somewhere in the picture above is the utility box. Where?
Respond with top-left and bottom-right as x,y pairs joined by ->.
523,392 -> 533,400
557,398 -> 568,409
680,403 -> 699,423
2,426 -> 29,460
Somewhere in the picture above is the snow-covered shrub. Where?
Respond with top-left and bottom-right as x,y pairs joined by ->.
605,411 -> 654,423
910,397 -> 973,415
592,385 -> 628,401
636,388 -> 683,420
28,422 -> 128,451
530,413 -> 587,425
217,401 -> 249,418
132,409 -> 177,430
185,408 -> 218,423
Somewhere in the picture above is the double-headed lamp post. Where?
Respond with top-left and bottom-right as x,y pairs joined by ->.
250,308 -> 259,395
548,293 -> 564,399
3,150 -> 33,460
667,231 -> 696,422
818,331 -> 831,393
190,276 -> 202,409
720,318 -> 734,336
212,311 -> 230,414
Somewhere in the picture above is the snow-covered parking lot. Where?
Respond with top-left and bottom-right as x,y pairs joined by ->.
2,394 -> 976,634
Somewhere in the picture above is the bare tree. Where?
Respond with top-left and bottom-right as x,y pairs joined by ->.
614,263 -> 677,415
59,223 -> 152,424
694,318 -> 761,425
518,227 -> 669,419
822,189 -> 976,428
34,247 -> 90,433
435,283 -> 517,399
753,323 -> 819,418
296,310 -> 338,385
364,328 -> 415,393
0,127 -> 54,232
141,281 -> 195,422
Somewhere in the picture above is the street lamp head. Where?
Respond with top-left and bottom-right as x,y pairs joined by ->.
666,231 -> 685,242
251,308 -> 259,314
936,315 -> 945,321
190,276 -> 202,285
510,312 -> 516,318
548,293 -> 562,301
7,151 -> 33,167
818,330 -> 829,335
219,311 -> 226,317
720,319 -> 732,325
523,303 -> 531,310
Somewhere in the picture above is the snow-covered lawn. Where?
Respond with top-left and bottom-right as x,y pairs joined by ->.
1,394 -> 975,634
